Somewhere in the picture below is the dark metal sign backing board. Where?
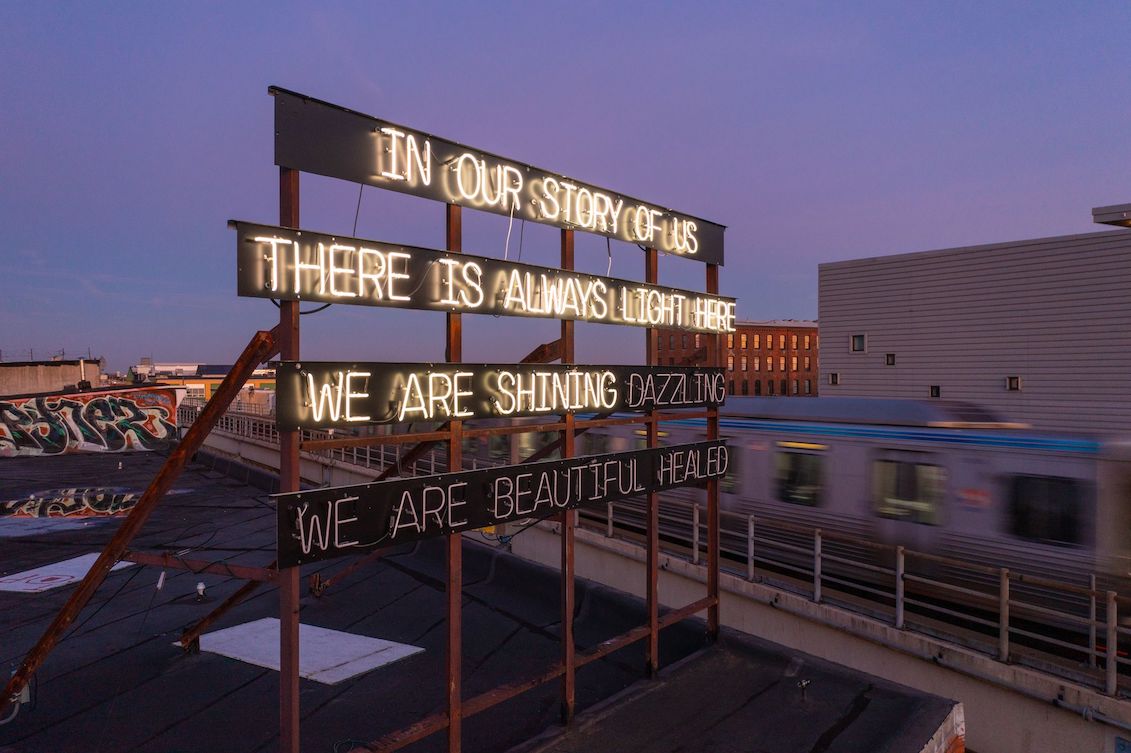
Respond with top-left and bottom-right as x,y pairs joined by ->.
270,87 -> 725,265
277,362 -> 726,430
233,221 -> 736,334
276,440 -> 729,567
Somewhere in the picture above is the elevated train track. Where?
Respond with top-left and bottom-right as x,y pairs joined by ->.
179,399 -> 1131,701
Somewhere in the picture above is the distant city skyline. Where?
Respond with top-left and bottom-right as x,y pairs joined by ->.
3,2 -> 1129,371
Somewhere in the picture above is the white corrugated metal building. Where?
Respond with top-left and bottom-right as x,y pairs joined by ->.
818,208 -> 1131,435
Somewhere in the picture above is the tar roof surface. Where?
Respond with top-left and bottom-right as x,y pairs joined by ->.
2,452 -> 954,753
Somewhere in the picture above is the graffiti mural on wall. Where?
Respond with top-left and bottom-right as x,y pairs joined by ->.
1,487 -> 140,517
0,387 -> 181,457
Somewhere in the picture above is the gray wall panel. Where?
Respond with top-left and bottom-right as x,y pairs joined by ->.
819,230 -> 1131,434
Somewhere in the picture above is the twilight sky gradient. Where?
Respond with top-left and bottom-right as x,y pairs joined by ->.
3,2 -> 1129,371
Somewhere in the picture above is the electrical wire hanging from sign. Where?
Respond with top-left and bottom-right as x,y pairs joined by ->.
269,184 -> 368,316
502,185 -> 517,261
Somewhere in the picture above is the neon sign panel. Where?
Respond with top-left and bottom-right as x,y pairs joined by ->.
276,440 -> 729,566
234,222 -> 736,334
276,362 -> 726,430
270,87 -> 726,265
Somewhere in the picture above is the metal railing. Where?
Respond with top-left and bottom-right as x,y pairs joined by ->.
603,497 -> 1128,697
177,404 -> 1129,698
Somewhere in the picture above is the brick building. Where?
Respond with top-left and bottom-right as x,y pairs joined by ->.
655,320 -> 819,396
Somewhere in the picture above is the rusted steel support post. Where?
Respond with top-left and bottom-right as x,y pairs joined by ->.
445,203 -> 464,753
278,165 -> 302,753
559,228 -> 577,723
1,325 -> 278,708
645,247 -> 661,676
705,263 -> 721,640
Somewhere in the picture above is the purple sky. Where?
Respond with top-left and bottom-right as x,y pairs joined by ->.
3,2 -> 1129,371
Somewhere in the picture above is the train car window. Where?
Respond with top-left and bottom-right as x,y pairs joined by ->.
873,460 -> 945,525
1008,475 -> 1082,547
775,451 -> 823,506
722,443 -> 739,494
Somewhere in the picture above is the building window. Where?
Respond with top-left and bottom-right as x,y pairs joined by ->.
1006,376 -> 1022,391
790,356 -> 797,371
728,355 -> 735,371
851,334 -> 866,352
779,334 -> 785,349
767,380 -> 775,395
753,356 -> 760,371
741,380 -> 749,395
740,333 -> 748,349
886,353 -> 896,366
929,385 -> 941,398
681,335 -> 687,349
804,356 -> 811,371
1008,475 -> 1083,546
754,380 -> 762,395
729,380 -> 735,393
727,333 -> 734,348
804,335 -> 811,349
829,372 -> 840,386
766,358 -> 773,372
804,379 -> 812,394
753,334 -> 760,348
669,334 -> 675,349
780,379 -> 788,394
740,356 -> 748,371
791,379 -> 799,395
694,334 -> 701,348
779,356 -> 785,371
791,334 -> 798,349
776,450 -> 824,506
873,460 -> 945,526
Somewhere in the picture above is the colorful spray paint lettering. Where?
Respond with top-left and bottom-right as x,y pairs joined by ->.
0,387 -> 181,457
1,487 -> 140,517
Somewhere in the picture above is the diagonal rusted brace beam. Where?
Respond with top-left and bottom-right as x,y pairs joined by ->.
177,574 -> 272,652
2,326 -> 281,703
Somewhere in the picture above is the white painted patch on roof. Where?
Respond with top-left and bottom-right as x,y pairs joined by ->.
197,617 -> 424,684
0,552 -> 134,592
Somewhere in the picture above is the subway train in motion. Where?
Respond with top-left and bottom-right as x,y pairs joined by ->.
569,397 -> 1131,589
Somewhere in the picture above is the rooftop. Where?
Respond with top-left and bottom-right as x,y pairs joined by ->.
2,452 -> 957,753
